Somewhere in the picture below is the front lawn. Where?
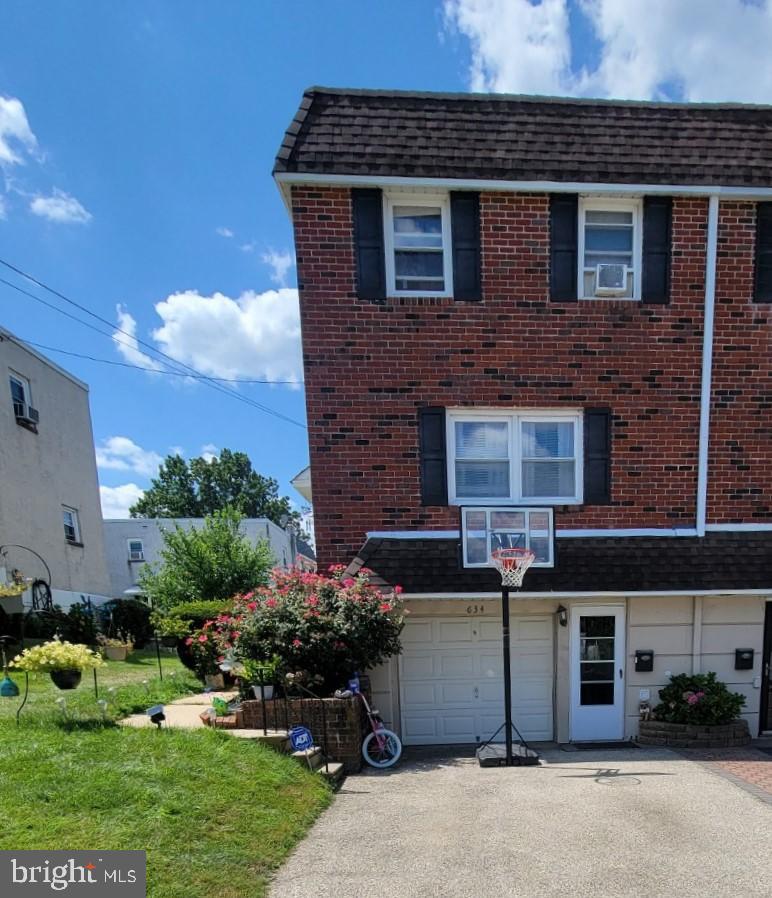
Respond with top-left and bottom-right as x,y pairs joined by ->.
0,650 -> 331,897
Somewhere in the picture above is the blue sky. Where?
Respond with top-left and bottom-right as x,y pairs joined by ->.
0,1 -> 769,517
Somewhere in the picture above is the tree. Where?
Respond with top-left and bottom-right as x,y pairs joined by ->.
138,509 -> 274,611
129,448 -> 298,527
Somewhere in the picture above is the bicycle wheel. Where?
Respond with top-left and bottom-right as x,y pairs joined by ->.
362,728 -> 402,769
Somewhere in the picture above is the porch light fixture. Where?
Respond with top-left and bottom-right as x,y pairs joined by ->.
556,605 -> 568,628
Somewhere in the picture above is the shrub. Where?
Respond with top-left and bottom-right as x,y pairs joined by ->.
153,600 -> 235,674
654,672 -> 746,726
22,604 -> 98,644
211,566 -> 404,695
97,599 -> 153,648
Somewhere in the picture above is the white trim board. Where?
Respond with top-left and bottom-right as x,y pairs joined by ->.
706,523 -> 772,532
402,589 -> 772,600
366,526 -> 713,540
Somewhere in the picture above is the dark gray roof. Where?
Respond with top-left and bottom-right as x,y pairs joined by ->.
346,532 -> 772,593
275,87 -> 772,186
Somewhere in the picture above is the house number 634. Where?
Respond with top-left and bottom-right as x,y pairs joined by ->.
466,604 -> 485,615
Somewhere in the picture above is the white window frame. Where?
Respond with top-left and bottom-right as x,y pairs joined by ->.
461,506 -> 555,568
577,197 -> 642,301
62,506 -> 81,544
9,371 -> 31,415
446,409 -> 583,505
127,539 -> 145,562
383,192 -> 453,298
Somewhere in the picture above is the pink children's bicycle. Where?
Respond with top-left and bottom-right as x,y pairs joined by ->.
360,691 -> 402,769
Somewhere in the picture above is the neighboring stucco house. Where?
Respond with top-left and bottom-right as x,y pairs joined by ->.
0,327 -> 110,611
275,87 -> 772,745
103,517 -> 312,599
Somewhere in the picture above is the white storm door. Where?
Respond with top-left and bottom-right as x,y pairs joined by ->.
570,605 -> 626,741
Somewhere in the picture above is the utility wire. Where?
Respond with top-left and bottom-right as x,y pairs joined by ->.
13,337 -> 304,385
0,260 -> 306,429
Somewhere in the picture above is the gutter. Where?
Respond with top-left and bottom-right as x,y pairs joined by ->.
696,195 -> 720,537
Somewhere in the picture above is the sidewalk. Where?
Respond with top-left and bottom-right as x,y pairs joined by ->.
120,690 -> 237,730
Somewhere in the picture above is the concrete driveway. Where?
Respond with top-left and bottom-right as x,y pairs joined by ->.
269,745 -> 772,898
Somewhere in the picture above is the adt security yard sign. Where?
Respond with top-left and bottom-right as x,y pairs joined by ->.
289,725 -> 314,752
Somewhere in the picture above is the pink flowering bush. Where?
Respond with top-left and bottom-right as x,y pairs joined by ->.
210,566 -> 404,694
654,672 -> 745,725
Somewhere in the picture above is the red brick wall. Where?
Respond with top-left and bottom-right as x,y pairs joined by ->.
293,186 -> 762,568
709,201 -> 772,522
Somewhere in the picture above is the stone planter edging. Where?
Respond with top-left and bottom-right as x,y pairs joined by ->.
637,718 -> 751,749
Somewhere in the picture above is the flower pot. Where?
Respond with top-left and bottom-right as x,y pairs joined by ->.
50,669 -> 82,690
251,684 -> 274,700
103,645 -> 129,661
204,673 -> 225,690
161,635 -> 178,648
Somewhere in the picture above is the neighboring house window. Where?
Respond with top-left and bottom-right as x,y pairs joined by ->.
578,198 -> 642,300
9,372 -> 30,417
62,506 -> 81,544
447,411 -> 583,504
383,194 -> 452,297
128,539 -> 144,561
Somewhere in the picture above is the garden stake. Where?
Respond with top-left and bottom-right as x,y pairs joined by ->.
93,667 -> 99,699
15,671 -> 29,726
154,633 -> 163,680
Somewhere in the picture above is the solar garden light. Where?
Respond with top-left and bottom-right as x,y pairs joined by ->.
146,704 -> 165,729
55,697 -> 68,719
97,699 -> 108,720
477,548 -> 538,768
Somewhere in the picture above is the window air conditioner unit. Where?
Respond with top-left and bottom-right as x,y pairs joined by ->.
129,550 -> 144,562
15,403 -> 39,425
595,263 -> 627,296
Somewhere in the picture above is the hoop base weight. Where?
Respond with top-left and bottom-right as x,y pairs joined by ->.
476,742 -> 540,767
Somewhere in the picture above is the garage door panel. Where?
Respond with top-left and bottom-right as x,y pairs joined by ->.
400,616 -> 554,745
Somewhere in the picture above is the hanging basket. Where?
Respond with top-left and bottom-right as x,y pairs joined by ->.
50,669 -> 82,690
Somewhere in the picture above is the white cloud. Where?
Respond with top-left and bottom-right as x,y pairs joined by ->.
148,287 -> 302,386
240,241 -> 256,253
29,188 -> 91,224
261,248 -> 295,287
96,436 -> 163,477
200,443 -> 219,463
0,195 -> 6,220
100,483 -> 145,519
112,305 -> 165,372
445,0 -> 772,101
216,226 -> 234,238
0,95 -> 37,166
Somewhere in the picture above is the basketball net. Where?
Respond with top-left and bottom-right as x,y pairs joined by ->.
490,547 -> 535,589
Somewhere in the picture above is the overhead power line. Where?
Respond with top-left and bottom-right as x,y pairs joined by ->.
13,337 -> 304,385
0,259 -> 306,429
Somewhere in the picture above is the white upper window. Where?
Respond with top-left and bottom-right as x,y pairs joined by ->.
9,371 -> 30,416
62,506 -> 81,544
447,410 -> 583,505
384,193 -> 452,297
578,198 -> 642,300
128,539 -> 145,561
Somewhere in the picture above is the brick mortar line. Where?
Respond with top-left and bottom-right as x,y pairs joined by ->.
679,752 -> 772,807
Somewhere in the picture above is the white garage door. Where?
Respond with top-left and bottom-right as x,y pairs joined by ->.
399,616 -> 554,745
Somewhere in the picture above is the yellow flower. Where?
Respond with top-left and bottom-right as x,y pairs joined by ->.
10,639 -> 104,673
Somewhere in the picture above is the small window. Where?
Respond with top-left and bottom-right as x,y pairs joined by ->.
384,194 -> 452,296
9,372 -> 30,418
448,411 -> 583,505
62,506 -> 81,544
128,539 -> 144,561
578,199 -> 641,300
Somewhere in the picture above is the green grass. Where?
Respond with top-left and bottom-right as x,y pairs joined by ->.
0,650 -> 332,897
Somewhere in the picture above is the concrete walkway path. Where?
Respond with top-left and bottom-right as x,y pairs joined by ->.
269,745 -> 772,898
120,690 -> 236,730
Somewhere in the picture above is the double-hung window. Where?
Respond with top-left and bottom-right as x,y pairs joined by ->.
384,194 -> 452,297
578,198 -> 642,300
128,539 -> 144,561
9,372 -> 30,418
62,506 -> 81,544
448,411 -> 582,504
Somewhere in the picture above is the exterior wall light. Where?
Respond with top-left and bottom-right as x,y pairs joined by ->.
556,605 -> 568,628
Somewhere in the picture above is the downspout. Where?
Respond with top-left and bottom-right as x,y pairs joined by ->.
696,195 -> 720,537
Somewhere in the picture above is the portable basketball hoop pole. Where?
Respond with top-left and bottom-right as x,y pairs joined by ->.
477,548 -> 539,768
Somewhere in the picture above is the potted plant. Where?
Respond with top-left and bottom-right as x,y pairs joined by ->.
241,655 -> 283,700
96,631 -> 134,661
10,637 -> 103,690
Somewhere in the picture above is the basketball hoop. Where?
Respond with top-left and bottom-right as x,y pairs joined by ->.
491,547 -> 535,589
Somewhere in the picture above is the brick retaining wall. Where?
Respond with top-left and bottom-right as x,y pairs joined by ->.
637,719 -> 751,749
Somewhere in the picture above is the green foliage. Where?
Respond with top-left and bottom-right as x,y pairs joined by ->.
212,567 -> 404,695
166,600 -> 235,623
241,655 -> 283,685
654,671 -> 746,726
98,599 -> 153,648
138,509 -> 273,611
22,604 -> 98,644
129,448 -> 300,529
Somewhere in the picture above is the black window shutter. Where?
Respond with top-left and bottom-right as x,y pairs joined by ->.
450,191 -> 481,301
418,407 -> 447,506
583,408 -> 612,505
642,196 -> 672,304
755,202 -> 772,302
351,188 -> 386,300
550,194 -> 578,302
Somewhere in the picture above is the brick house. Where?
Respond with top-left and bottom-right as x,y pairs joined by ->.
275,88 -> 772,745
